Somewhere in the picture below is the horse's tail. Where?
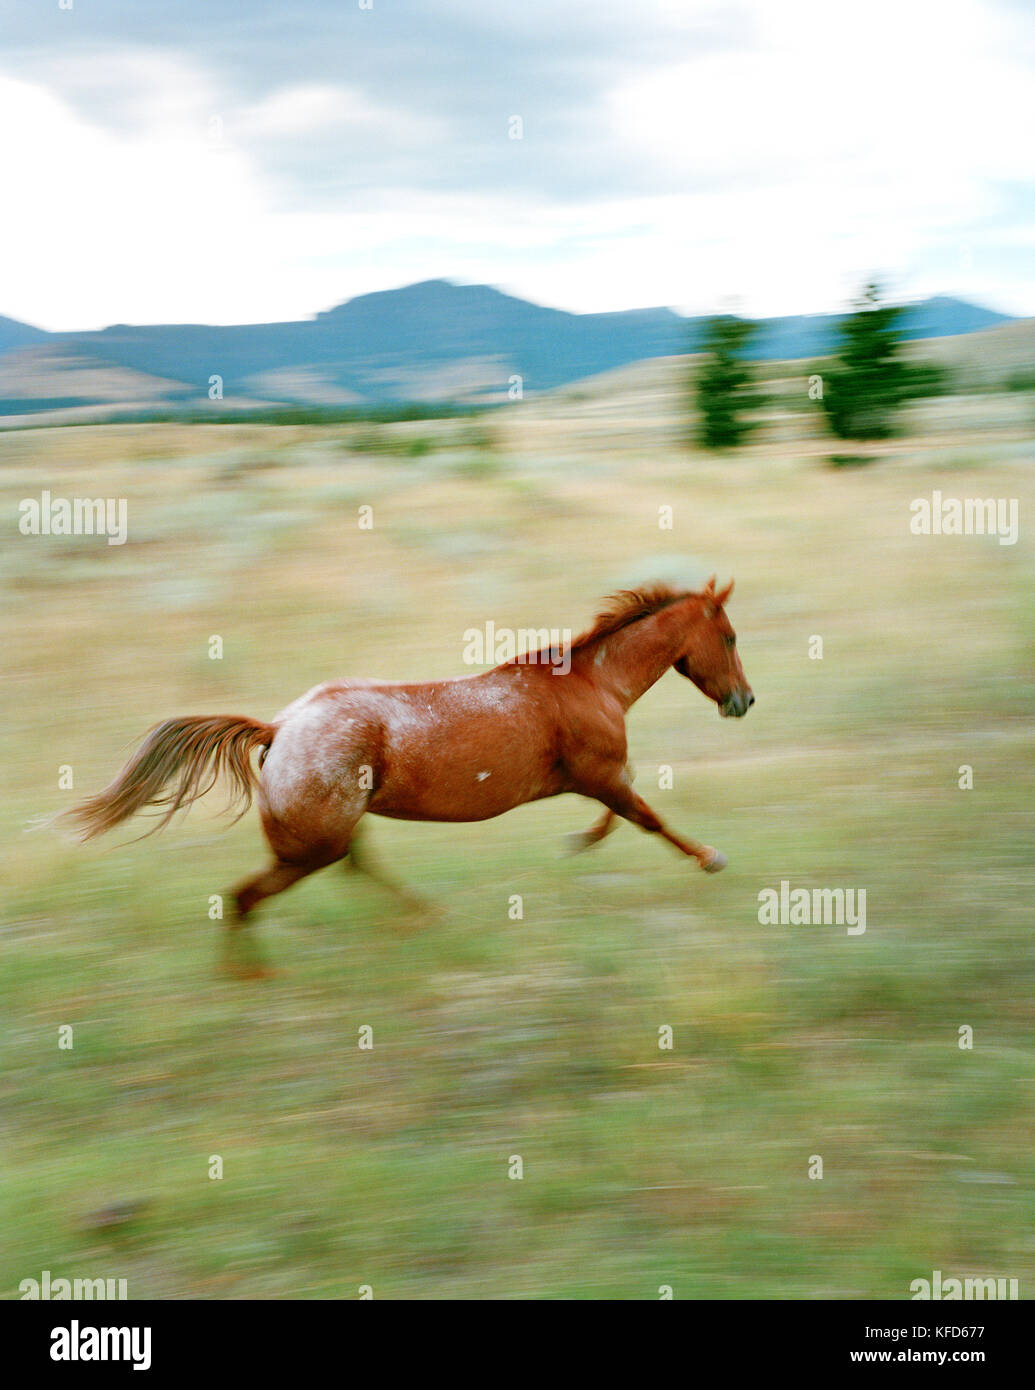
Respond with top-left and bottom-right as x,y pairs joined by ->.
66,715 -> 276,842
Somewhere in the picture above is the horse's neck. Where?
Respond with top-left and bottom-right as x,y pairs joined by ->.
583,600 -> 697,709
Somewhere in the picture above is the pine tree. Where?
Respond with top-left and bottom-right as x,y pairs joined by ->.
693,315 -> 757,449
821,283 -> 912,439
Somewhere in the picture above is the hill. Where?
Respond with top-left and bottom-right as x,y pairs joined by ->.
0,282 -> 1017,415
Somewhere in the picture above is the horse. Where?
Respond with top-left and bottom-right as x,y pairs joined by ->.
67,577 -> 753,974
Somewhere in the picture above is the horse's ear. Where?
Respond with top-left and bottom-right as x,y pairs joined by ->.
716,579 -> 734,606
703,574 -> 717,597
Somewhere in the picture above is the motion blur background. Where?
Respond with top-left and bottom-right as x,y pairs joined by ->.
2,0 -> 1033,1299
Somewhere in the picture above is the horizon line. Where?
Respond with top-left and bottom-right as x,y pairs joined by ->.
2,279 -> 1025,339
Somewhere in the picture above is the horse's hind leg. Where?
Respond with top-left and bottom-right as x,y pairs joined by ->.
225,812 -> 361,978
223,859 -> 322,979
234,859 -> 317,918
345,824 -> 428,913
223,709 -> 379,973
565,809 -> 618,855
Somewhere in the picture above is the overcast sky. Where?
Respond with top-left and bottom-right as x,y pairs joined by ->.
2,0 -> 1032,330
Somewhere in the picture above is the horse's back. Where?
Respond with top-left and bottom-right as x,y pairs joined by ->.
267,670 -> 565,823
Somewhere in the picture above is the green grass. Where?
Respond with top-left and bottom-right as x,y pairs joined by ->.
1,399 -> 1033,1300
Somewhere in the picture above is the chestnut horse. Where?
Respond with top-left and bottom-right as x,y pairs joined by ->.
68,578 -> 753,966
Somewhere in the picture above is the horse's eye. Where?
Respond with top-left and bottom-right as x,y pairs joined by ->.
724,634 -> 736,648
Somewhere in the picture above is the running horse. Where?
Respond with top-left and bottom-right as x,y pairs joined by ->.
68,579 -> 753,973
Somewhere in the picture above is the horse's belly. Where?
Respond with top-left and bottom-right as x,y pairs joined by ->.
369,765 -> 562,822
369,731 -> 562,822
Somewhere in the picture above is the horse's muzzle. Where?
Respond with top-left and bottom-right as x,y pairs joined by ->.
720,689 -> 755,718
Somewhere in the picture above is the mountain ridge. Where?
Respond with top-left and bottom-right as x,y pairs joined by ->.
0,282 -> 1017,412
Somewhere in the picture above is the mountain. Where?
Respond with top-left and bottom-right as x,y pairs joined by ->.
46,281 -> 685,402
894,295 -> 1015,340
742,297 -> 1014,361
0,314 -> 50,354
0,283 -> 1018,415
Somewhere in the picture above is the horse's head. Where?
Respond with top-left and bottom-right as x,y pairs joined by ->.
673,577 -> 754,718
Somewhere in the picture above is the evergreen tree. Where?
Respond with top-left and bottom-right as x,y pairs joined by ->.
821,283 -> 912,439
693,314 -> 757,449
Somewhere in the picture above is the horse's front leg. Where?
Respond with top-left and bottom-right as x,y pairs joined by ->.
584,778 -> 726,873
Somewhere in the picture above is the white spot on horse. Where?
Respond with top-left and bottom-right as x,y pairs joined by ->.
477,771 -> 491,781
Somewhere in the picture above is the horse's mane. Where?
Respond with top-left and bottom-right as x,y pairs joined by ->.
570,584 -> 693,651
501,583 -> 696,668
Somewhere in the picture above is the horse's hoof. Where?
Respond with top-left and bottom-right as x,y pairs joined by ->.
700,849 -> 727,873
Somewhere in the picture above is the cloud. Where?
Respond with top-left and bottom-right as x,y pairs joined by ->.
0,70 -> 271,330
0,0 -> 1031,326
237,82 -> 443,147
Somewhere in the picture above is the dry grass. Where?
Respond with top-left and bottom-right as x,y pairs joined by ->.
1,371 -> 1032,1299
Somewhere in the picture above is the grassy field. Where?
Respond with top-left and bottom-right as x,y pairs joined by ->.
2,365 -> 1033,1299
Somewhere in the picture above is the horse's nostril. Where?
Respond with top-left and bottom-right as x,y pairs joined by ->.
746,692 -> 755,709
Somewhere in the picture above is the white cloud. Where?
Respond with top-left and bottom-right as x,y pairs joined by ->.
599,0 -> 1034,313
237,83 -> 442,146
1,1 -> 1032,329
0,71 -> 274,329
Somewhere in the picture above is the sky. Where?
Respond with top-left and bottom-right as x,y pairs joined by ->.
1,0 -> 1032,330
